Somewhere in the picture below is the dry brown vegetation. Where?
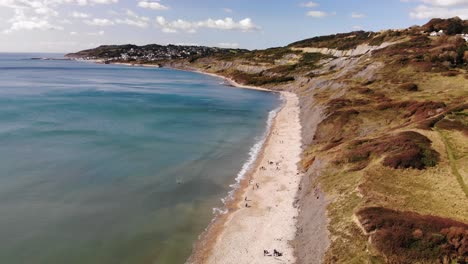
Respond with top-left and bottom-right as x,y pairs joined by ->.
356,207 -> 468,264
291,18 -> 468,264
343,131 -> 440,170
374,34 -> 468,70
288,31 -> 380,50
399,82 -> 419,91
437,119 -> 468,135
228,70 -> 295,86
421,17 -> 468,35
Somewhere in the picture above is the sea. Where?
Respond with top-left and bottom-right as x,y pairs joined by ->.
0,53 -> 281,264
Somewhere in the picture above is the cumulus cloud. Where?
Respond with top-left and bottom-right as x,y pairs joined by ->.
301,2 -> 334,18
306,10 -> 329,18
115,10 -> 149,28
300,1 -> 319,7
84,18 -> 114,26
3,9 -> 63,33
71,11 -> 90,18
0,0 -> 119,33
74,0 -> 118,5
137,0 -> 168,10
420,0 -> 468,6
155,16 -> 260,33
0,0 -> 118,8
410,5 -> 468,19
407,0 -> 468,19
0,0 -> 58,16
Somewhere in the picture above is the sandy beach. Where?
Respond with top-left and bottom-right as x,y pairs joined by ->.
189,89 -> 303,264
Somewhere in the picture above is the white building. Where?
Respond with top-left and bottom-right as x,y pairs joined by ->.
461,33 -> 468,42
430,30 -> 444,37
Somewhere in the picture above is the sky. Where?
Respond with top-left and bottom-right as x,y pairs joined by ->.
0,0 -> 467,53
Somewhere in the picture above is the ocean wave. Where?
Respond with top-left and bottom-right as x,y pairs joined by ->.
211,93 -> 285,217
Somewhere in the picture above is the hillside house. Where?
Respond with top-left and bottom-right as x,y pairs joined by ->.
461,33 -> 468,42
429,30 -> 444,36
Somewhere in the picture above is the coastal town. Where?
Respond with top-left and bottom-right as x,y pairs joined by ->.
66,44 -> 245,64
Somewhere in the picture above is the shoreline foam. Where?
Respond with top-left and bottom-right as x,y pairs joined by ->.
221,100 -> 282,204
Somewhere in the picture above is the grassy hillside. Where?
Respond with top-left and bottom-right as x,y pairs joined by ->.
181,18 -> 468,264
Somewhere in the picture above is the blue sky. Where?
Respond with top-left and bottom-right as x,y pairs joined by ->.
0,0 -> 467,52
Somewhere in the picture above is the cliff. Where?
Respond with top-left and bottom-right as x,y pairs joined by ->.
67,18 -> 468,264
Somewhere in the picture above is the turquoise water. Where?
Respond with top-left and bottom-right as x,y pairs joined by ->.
0,53 -> 280,264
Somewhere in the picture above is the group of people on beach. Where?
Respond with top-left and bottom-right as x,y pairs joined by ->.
263,249 -> 283,257
245,158 -> 285,208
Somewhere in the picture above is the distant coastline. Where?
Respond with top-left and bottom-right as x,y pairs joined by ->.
107,61 -> 273,92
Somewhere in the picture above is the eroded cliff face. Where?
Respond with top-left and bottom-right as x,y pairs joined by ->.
290,41 -> 399,58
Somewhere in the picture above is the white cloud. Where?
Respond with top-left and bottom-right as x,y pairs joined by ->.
71,11 -> 90,18
0,1 -> 58,16
407,0 -> 468,19
155,16 -> 260,33
300,1 -> 319,7
137,1 -> 168,10
115,17 -> 149,27
0,0 -> 118,8
75,0 -> 118,5
223,8 -> 233,13
420,0 -> 468,6
0,0 -> 119,33
84,18 -> 114,26
351,12 -> 366,18
409,4 -> 468,19
34,6 -> 58,16
352,25 -> 363,30
306,10 -> 329,18
113,9 -> 149,27
3,9 -> 63,33
70,31 -> 77,35
201,18 -> 258,31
